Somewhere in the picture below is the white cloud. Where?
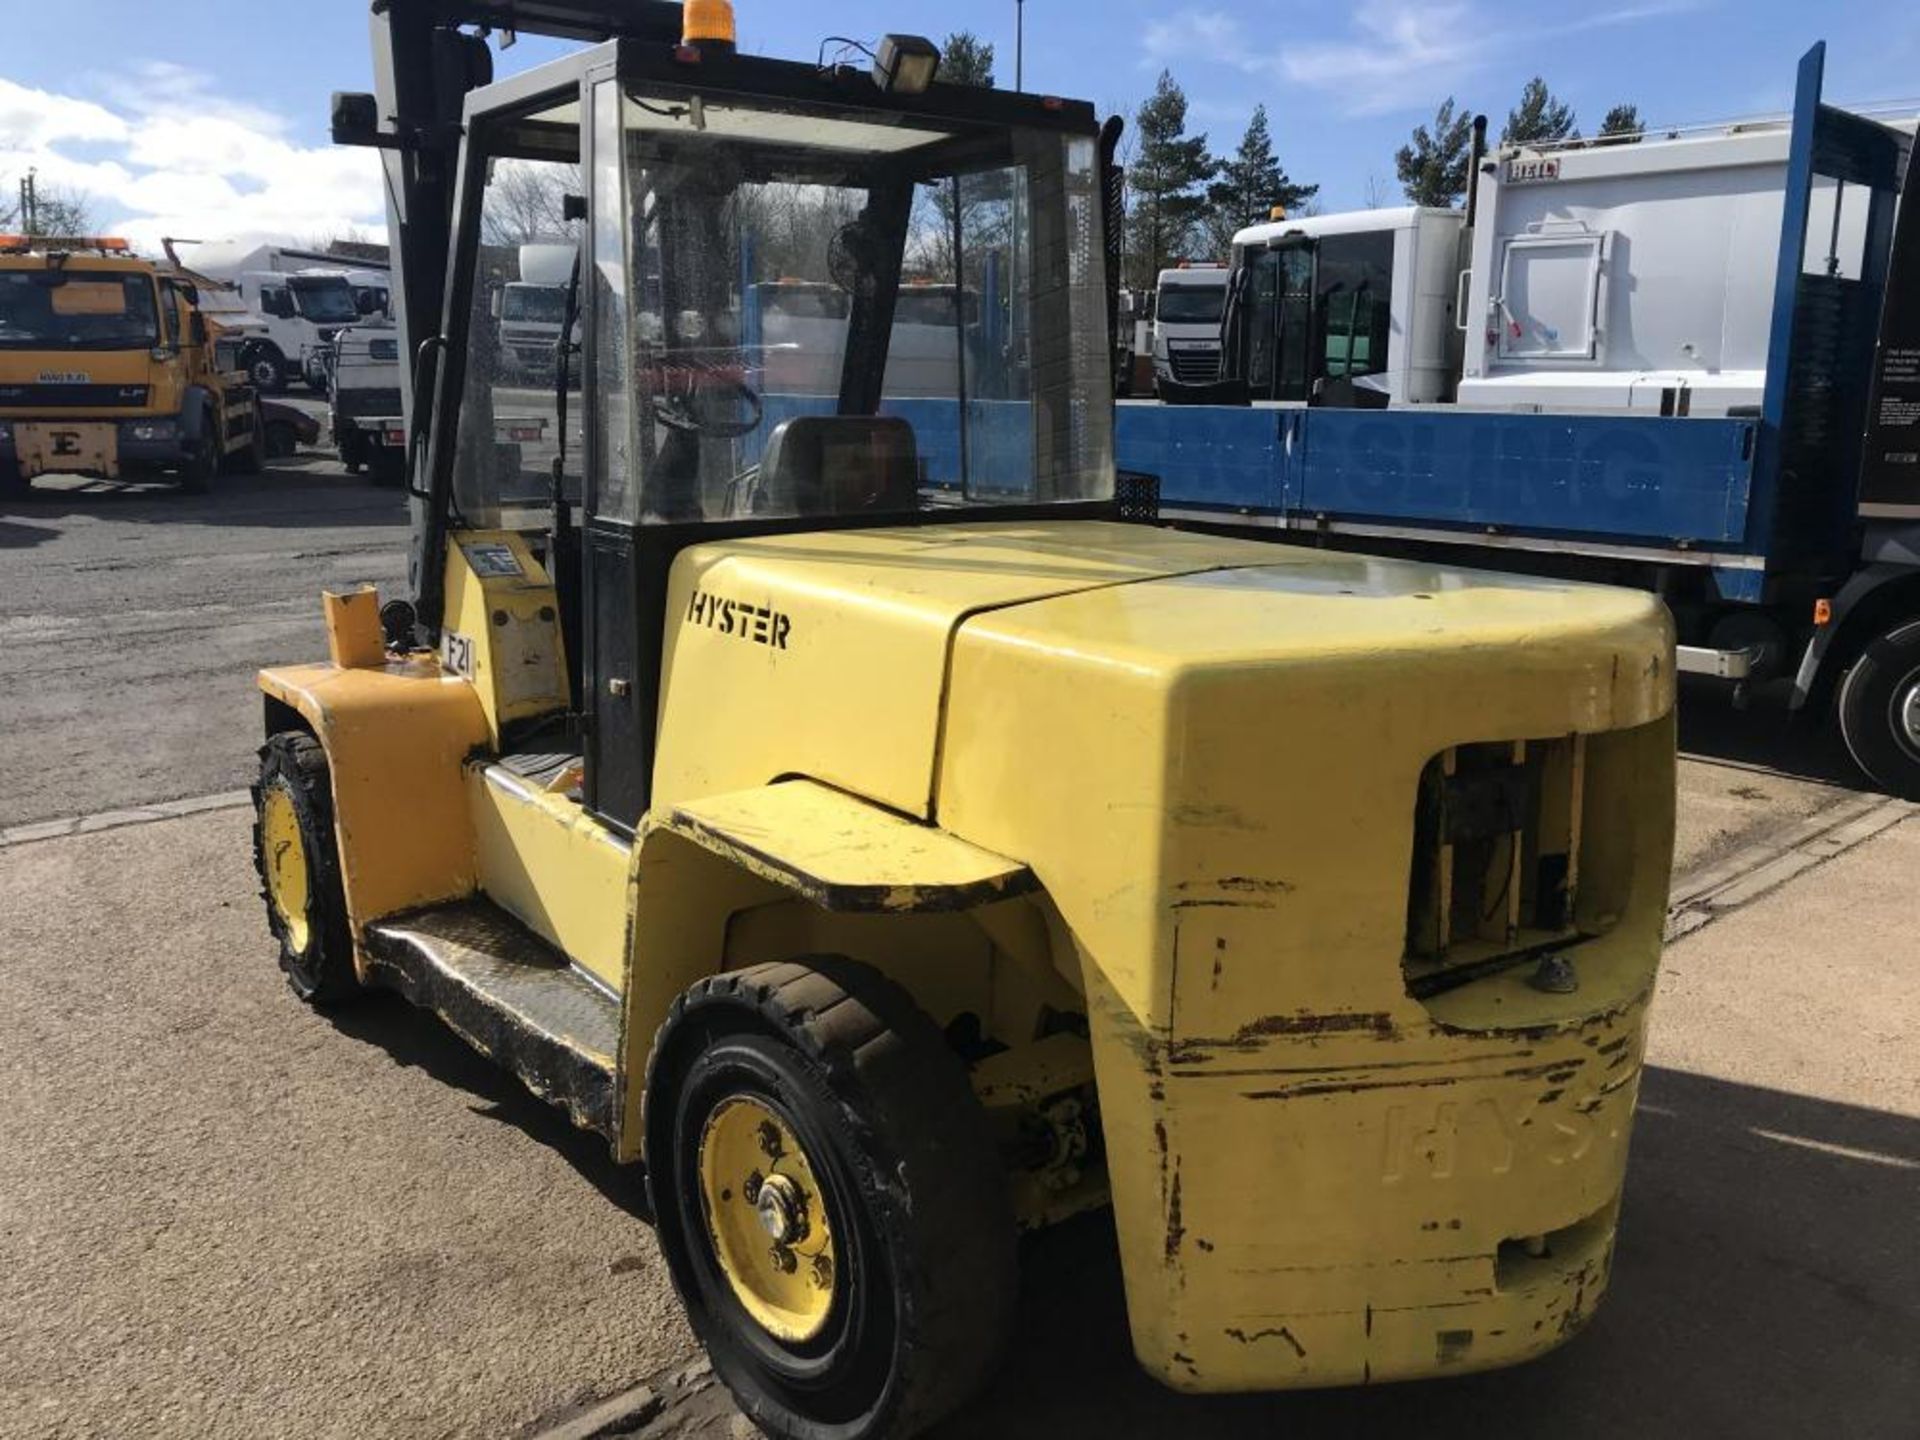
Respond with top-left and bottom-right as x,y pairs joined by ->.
1137,0 -> 1703,118
1280,2 -> 1483,89
1142,9 -> 1249,67
0,78 -> 129,148
0,65 -> 383,253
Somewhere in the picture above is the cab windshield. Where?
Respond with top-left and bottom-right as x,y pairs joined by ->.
451,81 -> 1113,526
1157,282 -> 1225,325
503,286 -> 568,324
0,269 -> 160,350
288,275 -> 359,324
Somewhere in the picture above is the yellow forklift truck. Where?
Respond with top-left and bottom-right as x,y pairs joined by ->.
252,4 -> 1678,1434
0,235 -> 261,493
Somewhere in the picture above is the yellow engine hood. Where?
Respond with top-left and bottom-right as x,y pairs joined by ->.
653,521 -> 1282,814
653,520 -> 1671,832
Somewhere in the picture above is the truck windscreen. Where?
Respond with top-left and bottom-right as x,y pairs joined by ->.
1158,284 -> 1224,324
503,286 -> 568,324
287,276 -> 359,324
0,270 -> 160,349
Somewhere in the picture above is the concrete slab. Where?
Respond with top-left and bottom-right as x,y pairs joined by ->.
0,809 -> 691,1440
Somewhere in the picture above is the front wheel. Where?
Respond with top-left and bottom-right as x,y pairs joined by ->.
1837,617 -> 1920,800
241,341 -> 288,395
252,732 -> 359,1004
224,403 -> 265,475
646,959 -> 1017,1440
176,426 -> 218,493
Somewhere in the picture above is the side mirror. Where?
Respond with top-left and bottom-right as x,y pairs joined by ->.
190,312 -> 208,346
489,291 -> 503,320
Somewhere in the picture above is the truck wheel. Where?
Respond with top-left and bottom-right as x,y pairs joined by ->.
177,427 -> 218,493
338,426 -> 366,473
241,341 -> 288,395
252,732 -> 358,1005
646,958 -> 1017,1440
1837,618 -> 1920,801
0,456 -> 25,496
225,403 -> 265,475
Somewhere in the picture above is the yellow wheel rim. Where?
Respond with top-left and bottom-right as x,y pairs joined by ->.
261,784 -> 312,953
698,1095 -> 837,1343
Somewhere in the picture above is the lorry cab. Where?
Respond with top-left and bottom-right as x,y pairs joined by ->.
1152,262 -> 1227,389
1225,206 -> 1463,406
0,234 -> 260,493
252,7 -> 1678,1436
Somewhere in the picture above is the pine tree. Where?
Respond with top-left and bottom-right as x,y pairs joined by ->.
1395,99 -> 1475,209
939,31 -> 994,88
1598,103 -> 1645,145
1503,77 -> 1578,145
1126,71 -> 1218,287
1203,105 -> 1318,254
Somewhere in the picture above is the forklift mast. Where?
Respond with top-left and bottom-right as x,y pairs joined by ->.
341,0 -> 685,605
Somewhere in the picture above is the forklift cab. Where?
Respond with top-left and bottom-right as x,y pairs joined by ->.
417,36 -> 1116,829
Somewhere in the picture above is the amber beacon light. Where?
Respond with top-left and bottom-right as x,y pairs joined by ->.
681,0 -> 736,48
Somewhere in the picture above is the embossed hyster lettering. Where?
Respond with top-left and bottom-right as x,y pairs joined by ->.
687,589 -> 791,649
1380,1091 -> 1621,1183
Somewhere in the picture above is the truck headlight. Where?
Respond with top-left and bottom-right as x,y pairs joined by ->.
122,419 -> 180,443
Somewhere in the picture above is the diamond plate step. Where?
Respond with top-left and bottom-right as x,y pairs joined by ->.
364,898 -> 620,1138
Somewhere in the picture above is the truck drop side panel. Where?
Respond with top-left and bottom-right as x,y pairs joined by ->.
1127,406 -> 1760,549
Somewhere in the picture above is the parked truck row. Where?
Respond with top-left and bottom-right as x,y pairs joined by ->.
1117,44 -> 1920,798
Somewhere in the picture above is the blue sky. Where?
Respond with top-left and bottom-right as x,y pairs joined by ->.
2,0 -> 1916,248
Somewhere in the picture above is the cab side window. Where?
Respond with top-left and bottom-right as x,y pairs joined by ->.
157,280 -> 183,349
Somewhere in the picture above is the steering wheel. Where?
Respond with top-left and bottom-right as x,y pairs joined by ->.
656,375 -> 764,439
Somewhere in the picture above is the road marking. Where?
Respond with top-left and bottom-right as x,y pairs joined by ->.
1665,792 -> 1917,944
1749,1128 -> 1920,1170
0,790 -> 253,849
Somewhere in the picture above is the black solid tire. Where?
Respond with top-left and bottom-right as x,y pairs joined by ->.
1837,617 -> 1920,801
645,958 -> 1017,1440
177,414 -> 218,494
242,341 -> 287,395
251,732 -> 359,1004
225,403 -> 265,476
0,457 -> 25,496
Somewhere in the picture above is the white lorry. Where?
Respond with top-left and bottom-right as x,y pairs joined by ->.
1151,262 -> 1228,392
165,242 -> 389,393
495,242 -> 576,380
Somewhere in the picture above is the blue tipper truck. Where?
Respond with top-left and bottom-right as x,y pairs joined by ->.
1115,45 -> 1920,798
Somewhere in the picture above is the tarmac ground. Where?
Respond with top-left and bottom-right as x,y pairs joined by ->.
1,442 -> 1913,1439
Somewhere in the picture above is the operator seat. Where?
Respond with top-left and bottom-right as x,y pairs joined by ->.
753,415 -> 920,517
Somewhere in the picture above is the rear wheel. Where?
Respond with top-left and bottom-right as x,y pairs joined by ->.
0,456 -> 25,497
1837,618 -> 1920,800
252,732 -> 358,1004
646,958 -> 1017,1440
